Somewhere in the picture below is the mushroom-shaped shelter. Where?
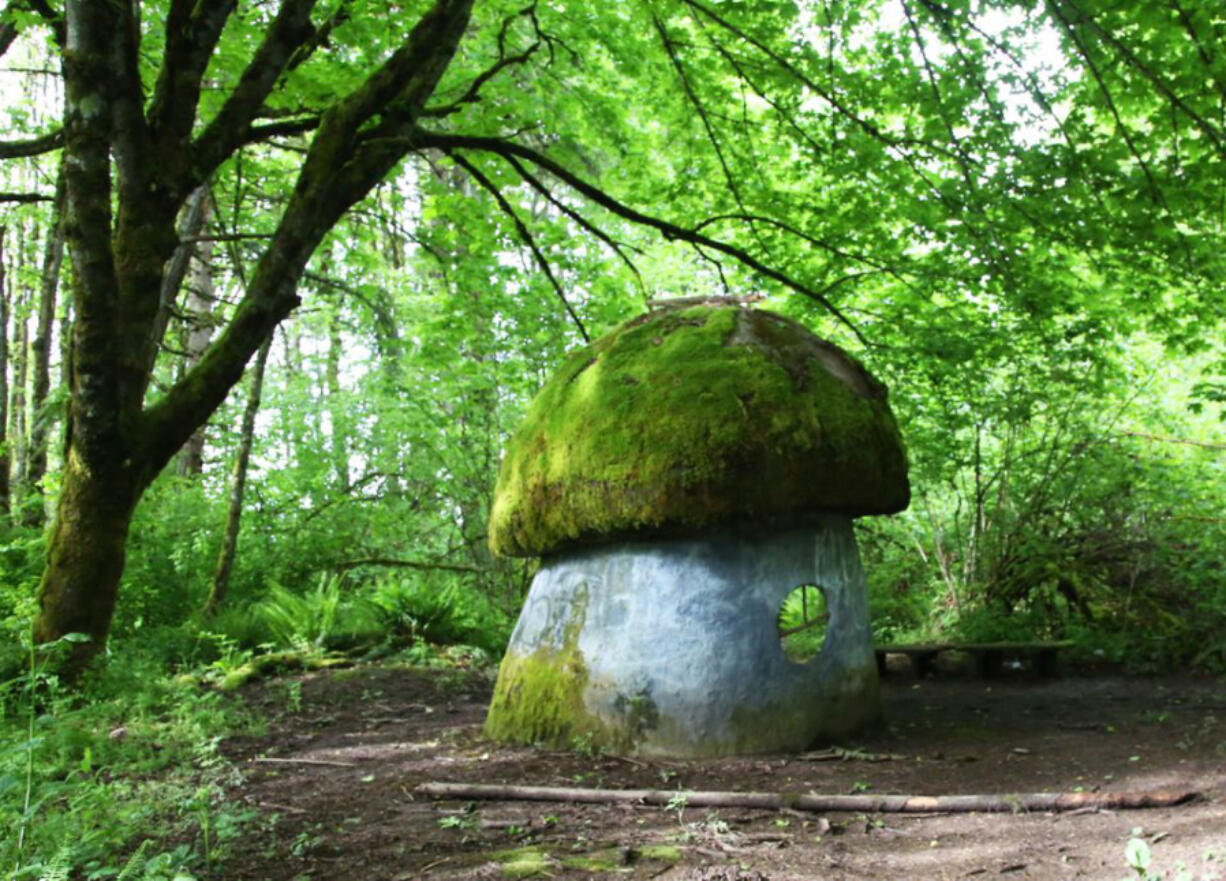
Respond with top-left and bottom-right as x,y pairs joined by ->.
484,303 -> 908,757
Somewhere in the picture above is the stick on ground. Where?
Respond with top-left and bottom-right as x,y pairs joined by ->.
416,782 -> 1198,813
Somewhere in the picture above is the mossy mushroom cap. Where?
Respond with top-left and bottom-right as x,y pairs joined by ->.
489,304 -> 909,558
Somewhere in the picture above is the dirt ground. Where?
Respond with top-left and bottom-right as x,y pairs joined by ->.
217,658 -> 1226,881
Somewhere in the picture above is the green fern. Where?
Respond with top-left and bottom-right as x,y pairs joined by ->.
36,842 -> 73,881
114,840 -> 151,881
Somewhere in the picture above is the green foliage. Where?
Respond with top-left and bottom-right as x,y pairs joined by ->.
247,576 -> 380,653
778,585 -> 829,664
860,341 -> 1226,671
368,575 -> 511,655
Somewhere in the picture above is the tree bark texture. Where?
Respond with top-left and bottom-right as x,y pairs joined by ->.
32,454 -> 140,677
326,307 -> 349,491
176,192 -> 218,478
9,257 -> 29,509
415,782 -> 1200,814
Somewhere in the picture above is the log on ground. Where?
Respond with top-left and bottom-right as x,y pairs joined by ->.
415,782 -> 1198,813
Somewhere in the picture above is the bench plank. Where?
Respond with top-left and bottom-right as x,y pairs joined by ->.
874,641 -> 1073,679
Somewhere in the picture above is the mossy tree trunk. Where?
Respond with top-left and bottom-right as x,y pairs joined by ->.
31,0 -> 476,676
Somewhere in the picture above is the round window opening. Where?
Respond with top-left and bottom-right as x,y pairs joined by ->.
778,584 -> 830,664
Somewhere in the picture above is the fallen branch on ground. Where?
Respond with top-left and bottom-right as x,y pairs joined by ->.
416,782 -> 1197,813
799,747 -> 906,762
254,756 -> 356,768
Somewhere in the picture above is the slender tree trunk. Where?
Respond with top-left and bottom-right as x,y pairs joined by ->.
176,194 -> 217,477
0,228 -> 9,515
8,223 -> 28,516
204,336 -> 273,615
326,308 -> 349,491
24,170 -> 66,524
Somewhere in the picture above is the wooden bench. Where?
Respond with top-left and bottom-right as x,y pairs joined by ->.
874,641 -> 1074,679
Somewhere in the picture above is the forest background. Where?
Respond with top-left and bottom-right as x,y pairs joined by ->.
0,0 -> 1224,877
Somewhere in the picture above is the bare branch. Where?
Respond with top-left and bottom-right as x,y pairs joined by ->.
450,152 -> 589,342
423,3 -> 540,118
419,129 -> 870,345
191,0 -> 320,187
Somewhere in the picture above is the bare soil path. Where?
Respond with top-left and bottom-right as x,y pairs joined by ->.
218,661 -> 1226,881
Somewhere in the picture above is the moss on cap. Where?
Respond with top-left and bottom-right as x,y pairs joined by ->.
489,305 -> 909,557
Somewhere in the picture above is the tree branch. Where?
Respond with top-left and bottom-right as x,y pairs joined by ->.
417,782 -> 1199,813
148,0 -> 238,151
0,191 -> 54,203
419,130 -> 869,344
422,3 -> 540,118
60,0 -> 124,460
0,128 -> 64,159
501,153 -> 648,299
245,115 -> 322,144
1057,0 -> 1226,160
333,557 -> 484,575
191,0 -> 320,187
450,152 -> 589,341
680,0 -> 956,162
139,0 -> 476,477
1045,0 -> 1170,210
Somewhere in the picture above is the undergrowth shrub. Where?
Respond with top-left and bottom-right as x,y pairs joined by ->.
368,573 -> 511,654
0,633 -> 257,880
861,382 -> 1226,671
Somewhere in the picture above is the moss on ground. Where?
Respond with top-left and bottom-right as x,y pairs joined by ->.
491,844 -> 683,876
489,305 -> 909,557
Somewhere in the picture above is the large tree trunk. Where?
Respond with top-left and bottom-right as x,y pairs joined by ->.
32,454 -> 139,677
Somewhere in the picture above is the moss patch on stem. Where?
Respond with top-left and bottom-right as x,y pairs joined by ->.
484,586 -> 625,750
489,305 -> 908,557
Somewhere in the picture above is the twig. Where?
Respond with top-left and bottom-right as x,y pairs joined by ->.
254,756 -> 356,768
257,801 -> 308,814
